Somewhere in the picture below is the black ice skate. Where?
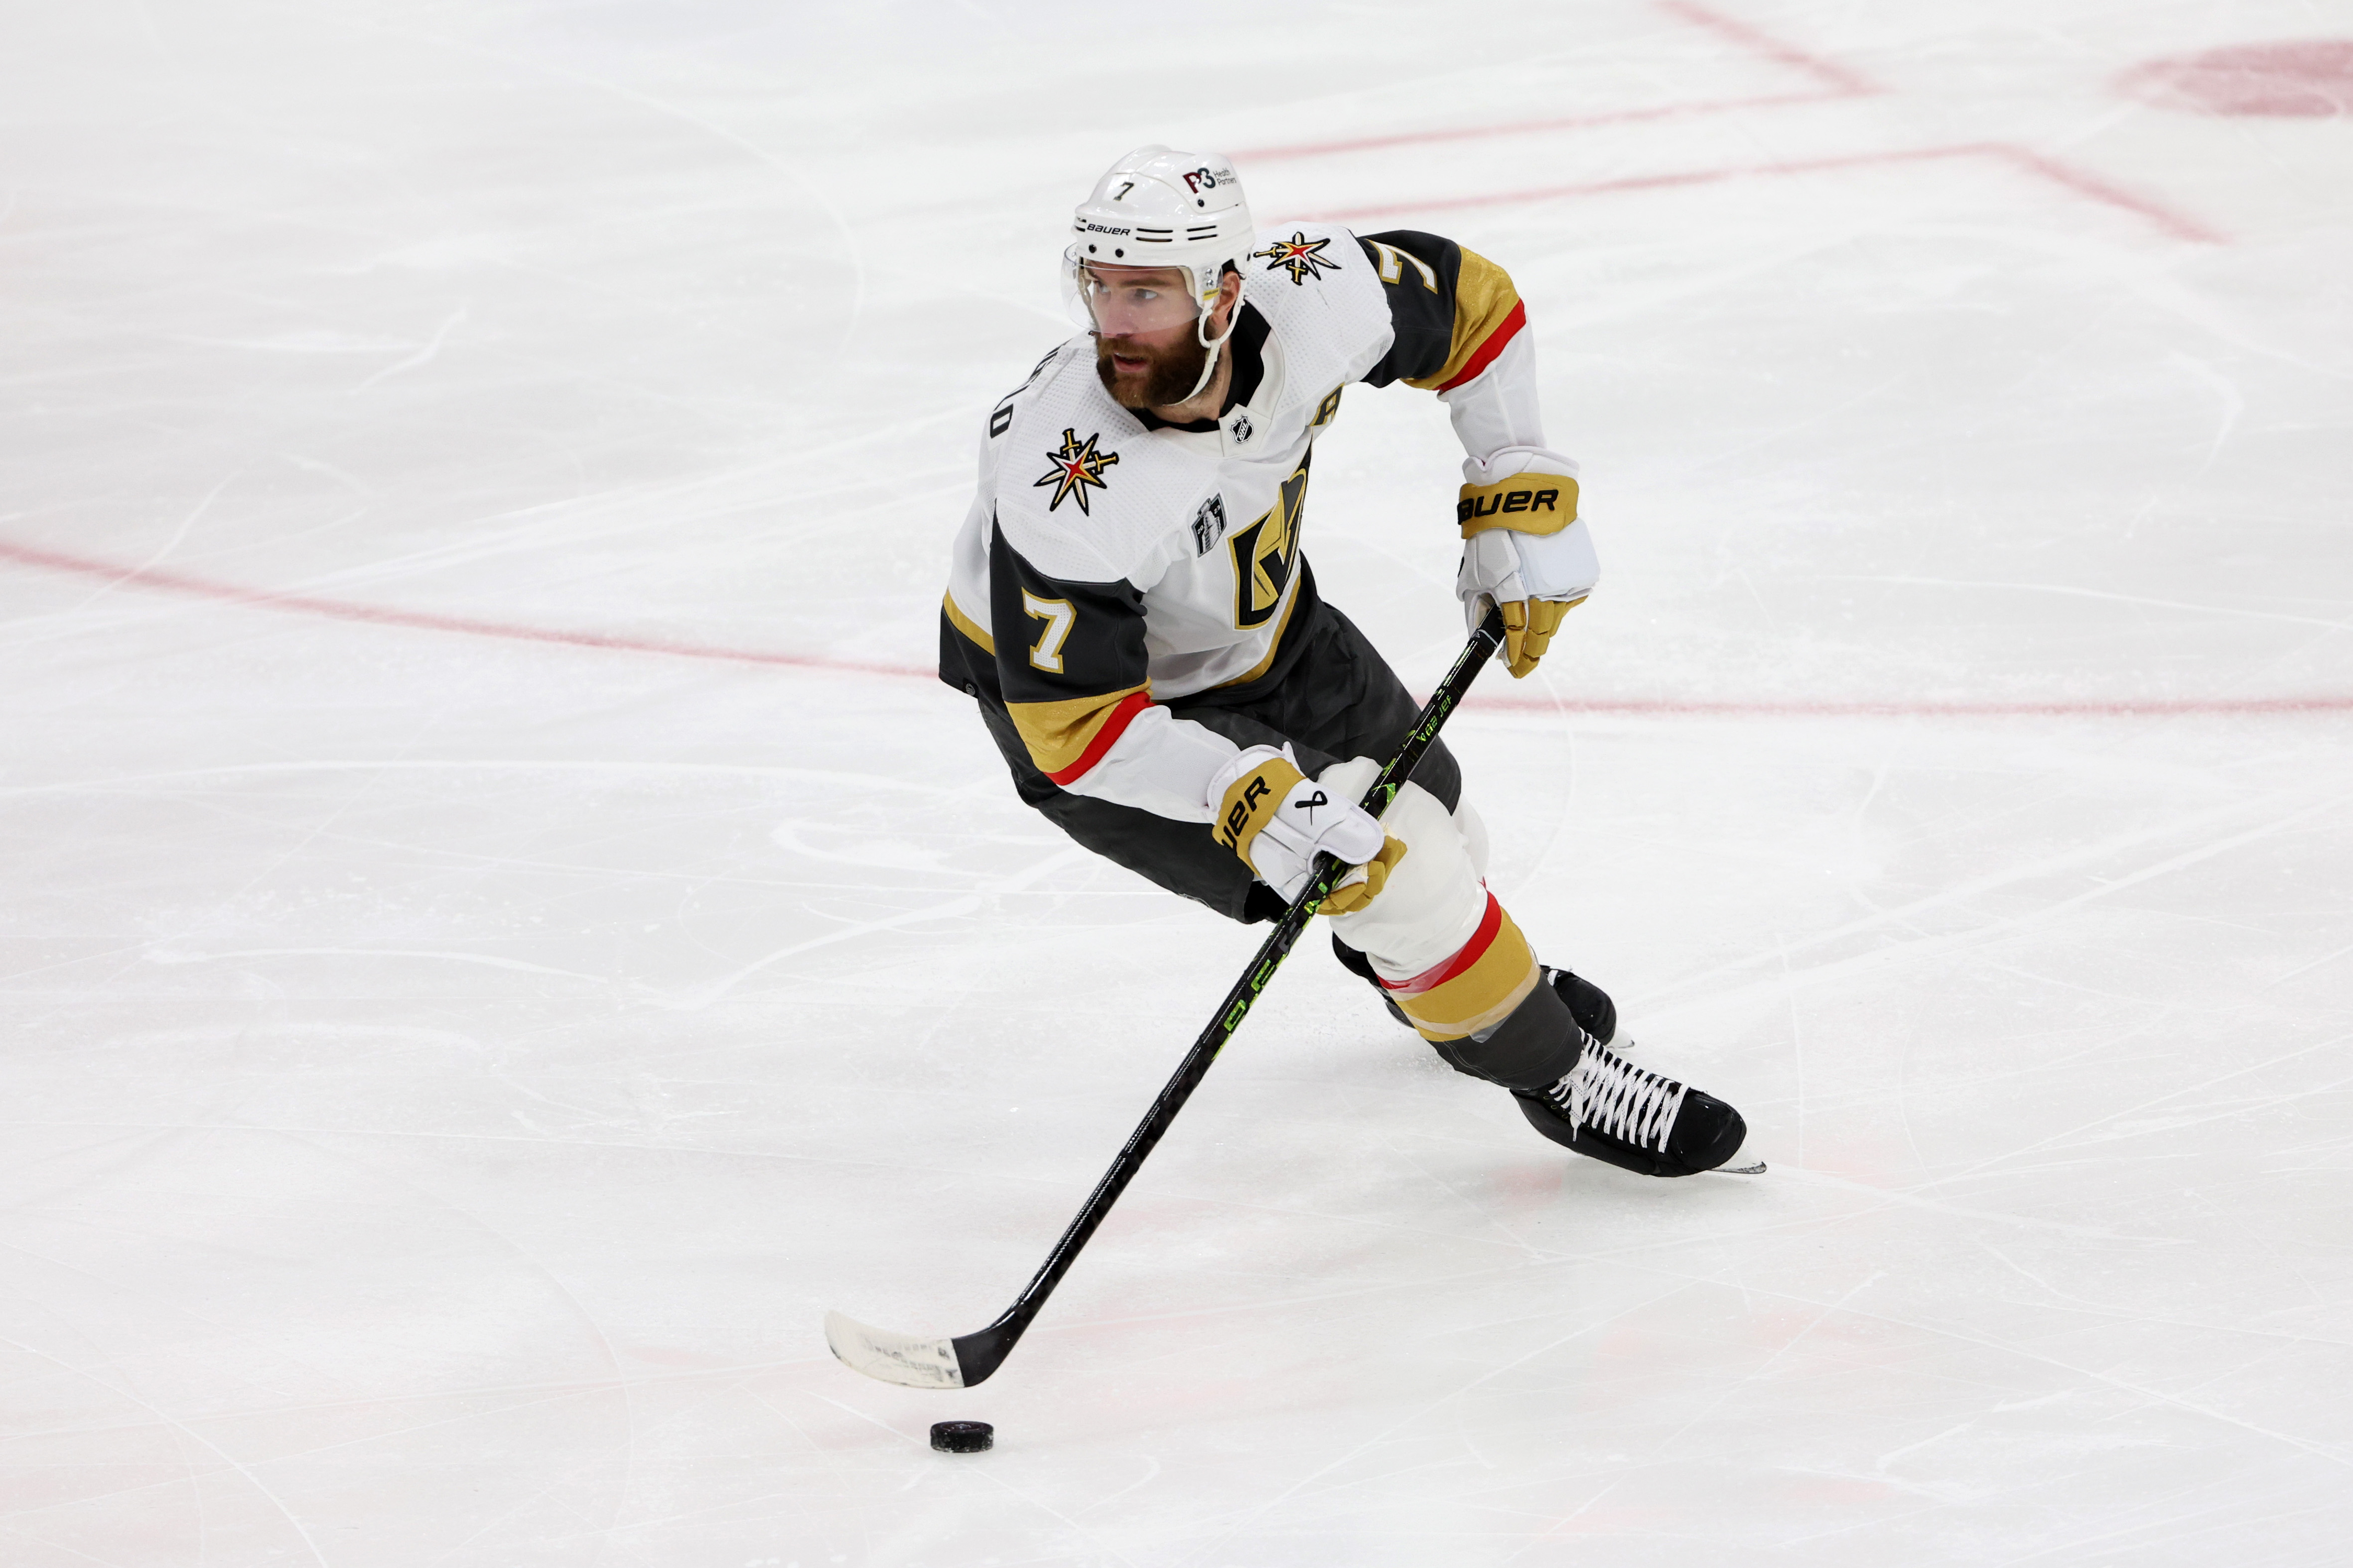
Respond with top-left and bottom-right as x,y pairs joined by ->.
1544,965 -> 1619,1050
1516,1034 -> 1750,1178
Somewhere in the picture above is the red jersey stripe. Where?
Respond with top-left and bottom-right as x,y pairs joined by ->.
1044,690 -> 1153,785
1437,299 -> 1527,392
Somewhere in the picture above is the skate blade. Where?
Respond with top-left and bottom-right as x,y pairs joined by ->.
1718,1161 -> 1767,1176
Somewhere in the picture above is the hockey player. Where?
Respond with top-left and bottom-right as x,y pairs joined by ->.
939,146 -> 1748,1178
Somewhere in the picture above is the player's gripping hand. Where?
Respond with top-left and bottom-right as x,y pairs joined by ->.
1208,745 -> 1401,908
1453,446 -> 1598,679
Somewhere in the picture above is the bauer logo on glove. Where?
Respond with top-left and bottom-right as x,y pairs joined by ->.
1453,447 -> 1600,679
1208,745 -> 1391,904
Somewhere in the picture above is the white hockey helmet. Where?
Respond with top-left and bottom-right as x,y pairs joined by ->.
1066,144 -> 1254,306
1064,145 -> 1253,400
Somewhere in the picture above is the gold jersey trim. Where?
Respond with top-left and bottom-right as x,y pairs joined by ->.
943,591 -> 994,654
1009,682 -> 1152,782
1214,578 -> 1305,690
1404,247 -> 1522,393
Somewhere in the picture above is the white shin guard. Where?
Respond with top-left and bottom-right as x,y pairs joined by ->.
1315,758 -> 1489,984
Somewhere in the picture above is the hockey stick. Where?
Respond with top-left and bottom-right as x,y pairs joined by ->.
825,606 -> 1509,1390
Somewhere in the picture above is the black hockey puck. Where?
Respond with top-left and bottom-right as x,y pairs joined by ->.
930,1420 -> 993,1454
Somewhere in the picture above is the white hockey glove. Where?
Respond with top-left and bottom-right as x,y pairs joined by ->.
1208,744 -> 1403,911
1453,446 -> 1598,679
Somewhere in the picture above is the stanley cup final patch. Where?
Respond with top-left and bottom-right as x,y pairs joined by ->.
1034,428 -> 1120,514
1191,494 -> 1227,556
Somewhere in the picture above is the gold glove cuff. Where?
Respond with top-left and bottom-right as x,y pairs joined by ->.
1214,755 -> 1306,874
1458,472 -> 1579,538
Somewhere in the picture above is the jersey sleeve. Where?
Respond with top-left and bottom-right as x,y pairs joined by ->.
988,518 -> 1238,823
1354,229 -> 1548,462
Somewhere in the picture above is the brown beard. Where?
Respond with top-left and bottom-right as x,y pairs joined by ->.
1094,331 -> 1208,411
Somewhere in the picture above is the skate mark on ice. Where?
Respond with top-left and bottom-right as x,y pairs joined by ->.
0,1332 -> 335,1567
1616,1263 -> 2353,1473
654,846 -> 1093,1011
1823,573 -> 2353,635
1651,1270 -> 1886,1457
350,303 -> 467,391
1917,1031 -> 2353,1194
2271,938 -> 2353,985
1020,1258 -> 1576,1345
300,5 -> 873,367
809,1392 -> 1144,1567
1366,1130 -> 1555,1265
1757,1165 -> 2186,1247
1973,1239 -> 2353,1354
1640,787 -> 2353,1018
137,944 -> 635,988
1201,1279 -> 1702,1543
0,757 -> 971,803
272,1127 -> 651,1555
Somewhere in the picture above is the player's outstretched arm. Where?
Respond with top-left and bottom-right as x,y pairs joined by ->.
1353,229 -> 1600,678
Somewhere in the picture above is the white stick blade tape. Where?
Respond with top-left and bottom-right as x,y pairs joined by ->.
823,1311 -> 966,1389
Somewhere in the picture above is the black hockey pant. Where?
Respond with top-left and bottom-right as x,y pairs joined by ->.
967,601 -> 1587,1091
972,598 -> 1461,925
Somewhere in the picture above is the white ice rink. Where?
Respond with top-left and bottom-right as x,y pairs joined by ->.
5,2 -> 2352,1563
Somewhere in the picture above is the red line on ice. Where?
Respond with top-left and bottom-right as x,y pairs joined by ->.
1232,91 -> 1844,165
1311,142 -> 2221,244
4,538 -> 2345,718
1654,0 -> 1879,95
1467,690 -> 2353,718
0,537 -> 927,680
1246,0 -> 2217,245
1985,144 -> 2225,244
1234,1 -> 1875,164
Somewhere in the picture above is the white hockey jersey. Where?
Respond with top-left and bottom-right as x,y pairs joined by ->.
939,222 -> 1574,824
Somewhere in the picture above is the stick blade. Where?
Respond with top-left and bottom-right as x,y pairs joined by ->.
823,1310 -> 966,1389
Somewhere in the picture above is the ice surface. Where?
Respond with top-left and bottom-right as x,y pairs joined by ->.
3,2 -> 2350,1563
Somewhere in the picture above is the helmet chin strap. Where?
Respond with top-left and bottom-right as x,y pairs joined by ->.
1178,284 -> 1243,406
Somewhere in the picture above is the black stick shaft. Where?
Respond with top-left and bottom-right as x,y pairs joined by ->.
950,608 -> 1508,1385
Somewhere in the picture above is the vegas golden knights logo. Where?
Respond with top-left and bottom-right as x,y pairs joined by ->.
1252,232 -> 1340,286
1230,459 -> 1311,628
1034,428 -> 1119,514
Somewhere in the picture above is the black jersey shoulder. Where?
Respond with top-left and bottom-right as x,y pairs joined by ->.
986,518 -> 1149,709
1353,230 -> 1466,387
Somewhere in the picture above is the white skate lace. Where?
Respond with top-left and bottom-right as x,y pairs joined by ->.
1546,1041 -> 1686,1154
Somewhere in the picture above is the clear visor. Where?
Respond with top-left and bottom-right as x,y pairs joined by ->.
1063,250 -> 1208,336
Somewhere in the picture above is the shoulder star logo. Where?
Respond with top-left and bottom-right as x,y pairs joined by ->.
1252,232 -> 1340,285
1034,428 -> 1120,514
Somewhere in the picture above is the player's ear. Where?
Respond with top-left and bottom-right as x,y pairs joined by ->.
1212,265 -> 1243,330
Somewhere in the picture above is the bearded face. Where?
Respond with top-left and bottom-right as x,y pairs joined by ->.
1094,327 -> 1210,410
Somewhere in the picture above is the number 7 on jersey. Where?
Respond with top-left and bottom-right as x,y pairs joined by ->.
1021,591 -> 1075,672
